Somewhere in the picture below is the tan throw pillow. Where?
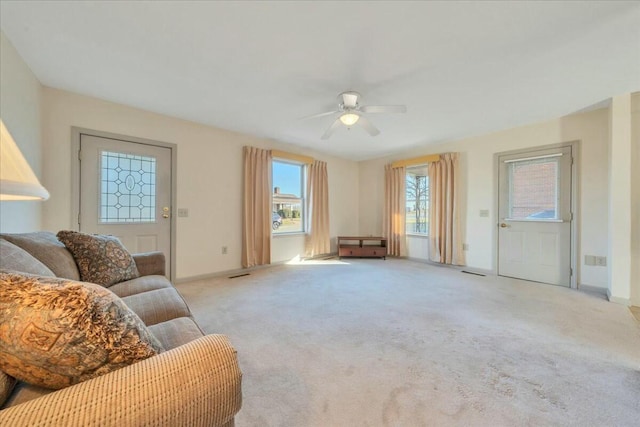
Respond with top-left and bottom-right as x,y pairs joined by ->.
0,271 -> 163,390
56,230 -> 139,287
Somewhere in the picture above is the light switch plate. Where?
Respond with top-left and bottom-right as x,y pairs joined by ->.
178,208 -> 189,217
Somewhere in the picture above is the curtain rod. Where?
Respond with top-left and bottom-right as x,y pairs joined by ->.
391,154 -> 440,168
271,149 -> 314,165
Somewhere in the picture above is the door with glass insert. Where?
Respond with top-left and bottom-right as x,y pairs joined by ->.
79,134 -> 172,278
498,146 -> 572,287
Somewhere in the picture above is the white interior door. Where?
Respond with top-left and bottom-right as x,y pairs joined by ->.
79,134 -> 172,278
497,146 -> 573,287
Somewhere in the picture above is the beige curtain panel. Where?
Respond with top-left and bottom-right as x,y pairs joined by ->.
429,153 -> 465,265
383,163 -> 406,257
242,146 -> 272,268
305,160 -> 330,257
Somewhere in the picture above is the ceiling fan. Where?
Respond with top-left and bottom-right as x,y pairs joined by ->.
304,91 -> 407,140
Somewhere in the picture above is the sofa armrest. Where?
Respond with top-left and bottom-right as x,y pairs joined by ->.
133,251 -> 166,277
0,335 -> 242,427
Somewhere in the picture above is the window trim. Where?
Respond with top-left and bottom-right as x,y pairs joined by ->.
272,157 -> 307,235
405,164 -> 429,236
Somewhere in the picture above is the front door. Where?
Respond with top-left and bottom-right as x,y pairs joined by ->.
497,145 -> 573,287
79,133 -> 173,278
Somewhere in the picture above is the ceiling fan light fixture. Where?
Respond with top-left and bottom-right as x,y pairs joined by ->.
339,112 -> 360,126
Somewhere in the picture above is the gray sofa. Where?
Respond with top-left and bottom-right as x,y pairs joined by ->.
0,231 -> 242,426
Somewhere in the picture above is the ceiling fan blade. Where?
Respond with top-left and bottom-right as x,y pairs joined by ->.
360,105 -> 407,114
299,110 -> 340,121
321,118 -> 342,140
358,115 -> 380,137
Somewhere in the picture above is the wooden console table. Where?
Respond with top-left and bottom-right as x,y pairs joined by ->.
338,236 -> 387,259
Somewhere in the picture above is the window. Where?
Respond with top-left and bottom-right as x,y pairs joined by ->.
272,160 -> 305,234
406,164 -> 429,234
100,150 -> 156,223
507,156 -> 559,220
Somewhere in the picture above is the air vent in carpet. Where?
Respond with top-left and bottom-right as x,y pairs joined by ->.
461,270 -> 486,277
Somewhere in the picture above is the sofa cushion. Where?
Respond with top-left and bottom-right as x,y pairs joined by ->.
1,232 -> 80,280
1,381 -> 51,409
121,288 -> 192,326
0,371 -> 16,408
0,239 -> 55,277
57,230 -> 140,287
132,251 -> 166,277
148,317 -> 204,351
109,275 -> 173,298
0,271 -> 163,390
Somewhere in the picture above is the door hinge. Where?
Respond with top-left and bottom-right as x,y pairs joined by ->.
569,212 -> 573,221
78,150 -> 81,161
78,213 -> 81,226
570,268 -> 573,276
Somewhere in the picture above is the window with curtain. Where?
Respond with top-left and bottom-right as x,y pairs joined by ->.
272,159 -> 306,234
405,164 -> 429,235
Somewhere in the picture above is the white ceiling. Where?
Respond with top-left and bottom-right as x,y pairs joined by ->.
1,1 -> 639,161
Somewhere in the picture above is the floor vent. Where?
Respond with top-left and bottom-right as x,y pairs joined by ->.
461,270 -> 486,277
228,273 -> 250,279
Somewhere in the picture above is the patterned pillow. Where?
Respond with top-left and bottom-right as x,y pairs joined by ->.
0,271 -> 163,390
56,230 -> 139,287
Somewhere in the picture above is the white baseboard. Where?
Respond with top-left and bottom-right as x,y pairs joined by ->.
176,262 -> 284,284
404,256 -> 495,276
578,284 -> 608,296
607,289 -> 631,306
176,252 -> 339,284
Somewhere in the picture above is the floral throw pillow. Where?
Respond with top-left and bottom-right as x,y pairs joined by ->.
57,230 -> 139,287
0,271 -> 163,390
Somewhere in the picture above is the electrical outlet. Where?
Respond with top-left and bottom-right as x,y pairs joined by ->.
221,246 -> 228,255
178,208 -> 189,217
595,256 -> 607,266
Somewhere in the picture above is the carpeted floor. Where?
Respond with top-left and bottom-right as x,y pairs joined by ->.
177,258 -> 640,426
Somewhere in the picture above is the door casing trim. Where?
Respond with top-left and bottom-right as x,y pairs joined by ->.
493,141 -> 579,289
71,127 -> 178,282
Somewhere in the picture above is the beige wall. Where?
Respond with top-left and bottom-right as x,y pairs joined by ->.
631,93 -> 640,306
2,32 -> 635,296
0,32 -> 43,232
359,108 -> 611,290
607,95 -> 633,303
41,88 -> 359,280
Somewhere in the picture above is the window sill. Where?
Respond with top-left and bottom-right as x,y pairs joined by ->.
272,232 -> 307,238
406,233 -> 429,238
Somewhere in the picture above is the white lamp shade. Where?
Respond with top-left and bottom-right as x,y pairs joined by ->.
0,119 -> 49,201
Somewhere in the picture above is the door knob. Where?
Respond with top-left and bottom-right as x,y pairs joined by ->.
500,223 -> 509,228
162,207 -> 170,219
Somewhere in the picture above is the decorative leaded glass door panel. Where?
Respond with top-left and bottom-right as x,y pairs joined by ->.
79,134 -> 172,278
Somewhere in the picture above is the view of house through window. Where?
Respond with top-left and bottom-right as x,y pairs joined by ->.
272,160 -> 305,233
406,164 -> 429,234
507,157 -> 559,220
